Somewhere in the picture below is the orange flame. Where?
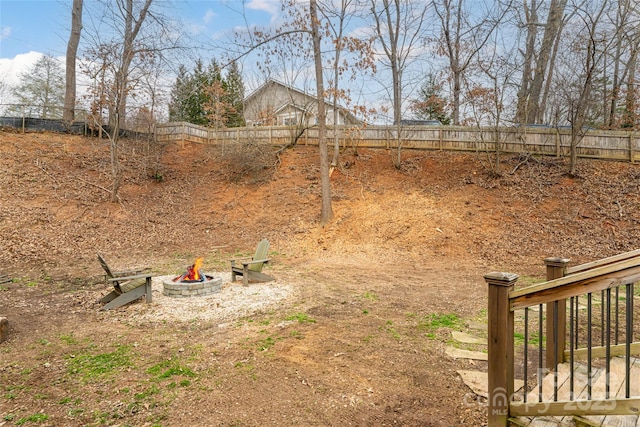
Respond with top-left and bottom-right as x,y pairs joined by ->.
185,257 -> 204,281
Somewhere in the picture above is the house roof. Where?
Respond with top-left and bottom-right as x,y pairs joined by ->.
273,103 -> 311,116
244,78 -> 362,124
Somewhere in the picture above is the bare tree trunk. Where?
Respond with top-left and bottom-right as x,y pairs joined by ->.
539,23 -> 563,123
109,0 -> 153,130
64,0 -> 83,124
568,1 -> 607,175
330,0 -> 349,168
623,43 -> 638,128
515,0 -> 538,123
310,0 -> 334,225
527,0 -> 567,124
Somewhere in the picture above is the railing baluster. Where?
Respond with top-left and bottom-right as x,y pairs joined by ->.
575,295 -> 580,349
539,303 -> 543,402
570,296 -> 575,401
588,292 -> 593,400
601,289 -> 605,347
524,307 -> 529,403
553,300 -> 559,402
615,286 -> 620,345
626,283 -> 633,398
605,288 -> 611,400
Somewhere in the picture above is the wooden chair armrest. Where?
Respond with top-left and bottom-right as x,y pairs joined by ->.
240,258 -> 270,266
112,267 -> 151,277
108,273 -> 153,282
229,256 -> 252,262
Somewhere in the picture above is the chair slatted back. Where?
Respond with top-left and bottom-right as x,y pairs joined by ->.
250,239 -> 270,272
97,253 -> 115,279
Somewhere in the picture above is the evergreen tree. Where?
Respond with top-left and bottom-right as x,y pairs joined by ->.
410,74 -> 451,125
168,58 -> 246,128
223,61 -> 246,127
168,64 -> 190,122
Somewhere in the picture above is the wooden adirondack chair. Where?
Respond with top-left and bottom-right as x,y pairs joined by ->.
97,253 -> 153,310
230,239 -> 274,286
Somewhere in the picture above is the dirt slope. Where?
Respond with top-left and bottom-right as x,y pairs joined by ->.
0,130 -> 639,426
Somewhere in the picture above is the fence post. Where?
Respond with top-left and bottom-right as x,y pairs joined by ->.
485,271 -> 518,427
545,257 -> 570,371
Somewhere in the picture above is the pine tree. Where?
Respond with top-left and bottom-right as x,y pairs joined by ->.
223,61 -> 246,128
168,58 -> 246,128
410,74 -> 451,125
168,64 -> 190,122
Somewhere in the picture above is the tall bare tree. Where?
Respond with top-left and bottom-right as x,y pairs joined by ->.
310,0 -> 334,224
319,0 -> 375,167
561,0 -> 611,175
515,0 -> 568,124
10,54 -> 65,119
617,1 -> 640,128
64,0 -> 83,124
433,0 -> 510,125
369,0 -> 429,167
82,0 -> 179,202
233,0 -> 333,225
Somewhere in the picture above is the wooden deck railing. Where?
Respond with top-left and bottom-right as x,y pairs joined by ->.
485,249 -> 640,426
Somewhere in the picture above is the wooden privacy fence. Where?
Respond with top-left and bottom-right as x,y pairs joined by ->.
155,121 -> 640,163
485,250 -> 640,426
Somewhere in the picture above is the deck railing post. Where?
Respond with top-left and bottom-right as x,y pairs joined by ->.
485,271 -> 519,427
544,257 -> 571,371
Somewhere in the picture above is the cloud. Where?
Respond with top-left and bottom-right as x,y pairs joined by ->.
203,9 -> 216,24
0,51 -> 44,88
246,0 -> 279,19
1,26 -> 11,40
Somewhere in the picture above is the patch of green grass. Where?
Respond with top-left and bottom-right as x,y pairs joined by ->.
66,407 -> 84,417
16,413 -> 49,425
257,336 -> 280,351
362,291 -> 379,301
59,334 -> 78,346
0,285 -> 7,291
381,320 -> 401,340
147,359 -> 196,380
285,312 -> 316,323
514,331 -> 544,346
418,313 -> 463,332
66,345 -> 132,381
134,384 -> 161,400
234,361 -> 256,379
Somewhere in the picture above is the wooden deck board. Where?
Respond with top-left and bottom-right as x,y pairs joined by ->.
517,357 -> 640,427
600,357 -> 639,427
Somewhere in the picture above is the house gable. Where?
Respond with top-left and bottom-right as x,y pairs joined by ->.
244,79 -> 361,126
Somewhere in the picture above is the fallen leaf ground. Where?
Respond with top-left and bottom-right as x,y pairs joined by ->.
1,130 -> 639,426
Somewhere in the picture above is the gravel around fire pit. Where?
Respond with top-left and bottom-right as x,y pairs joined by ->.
97,272 -> 295,324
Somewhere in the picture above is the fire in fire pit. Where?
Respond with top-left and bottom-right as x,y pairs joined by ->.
163,257 -> 222,298
173,257 -> 205,282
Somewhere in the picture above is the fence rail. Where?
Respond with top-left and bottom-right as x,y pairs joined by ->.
155,121 -> 640,163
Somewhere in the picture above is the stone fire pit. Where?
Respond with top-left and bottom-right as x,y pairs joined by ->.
162,274 -> 222,298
